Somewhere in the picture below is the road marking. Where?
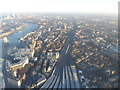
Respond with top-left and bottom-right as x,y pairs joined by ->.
65,45 -> 70,54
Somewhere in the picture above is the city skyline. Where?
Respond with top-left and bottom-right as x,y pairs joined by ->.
0,0 -> 119,15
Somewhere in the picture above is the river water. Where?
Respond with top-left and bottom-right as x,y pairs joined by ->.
0,22 -> 38,58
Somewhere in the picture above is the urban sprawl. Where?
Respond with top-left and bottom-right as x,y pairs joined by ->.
0,14 -> 118,88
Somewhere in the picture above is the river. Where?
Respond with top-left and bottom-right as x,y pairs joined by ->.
0,19 -> 37,88
0,22 -> 38,58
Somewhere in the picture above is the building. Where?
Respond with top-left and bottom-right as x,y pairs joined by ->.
8,56 -> 29,87
47,65 -> 53,72
28,40 -> 36,49
10,57 -> 29,76
16,48 -> 35,58
7,73 -> 26,87
47,52 -> 59,61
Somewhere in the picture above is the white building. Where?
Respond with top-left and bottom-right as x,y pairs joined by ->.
47,52 -> 59,61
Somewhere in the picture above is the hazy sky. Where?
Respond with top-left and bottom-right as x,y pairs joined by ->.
0,0 -> 119,15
